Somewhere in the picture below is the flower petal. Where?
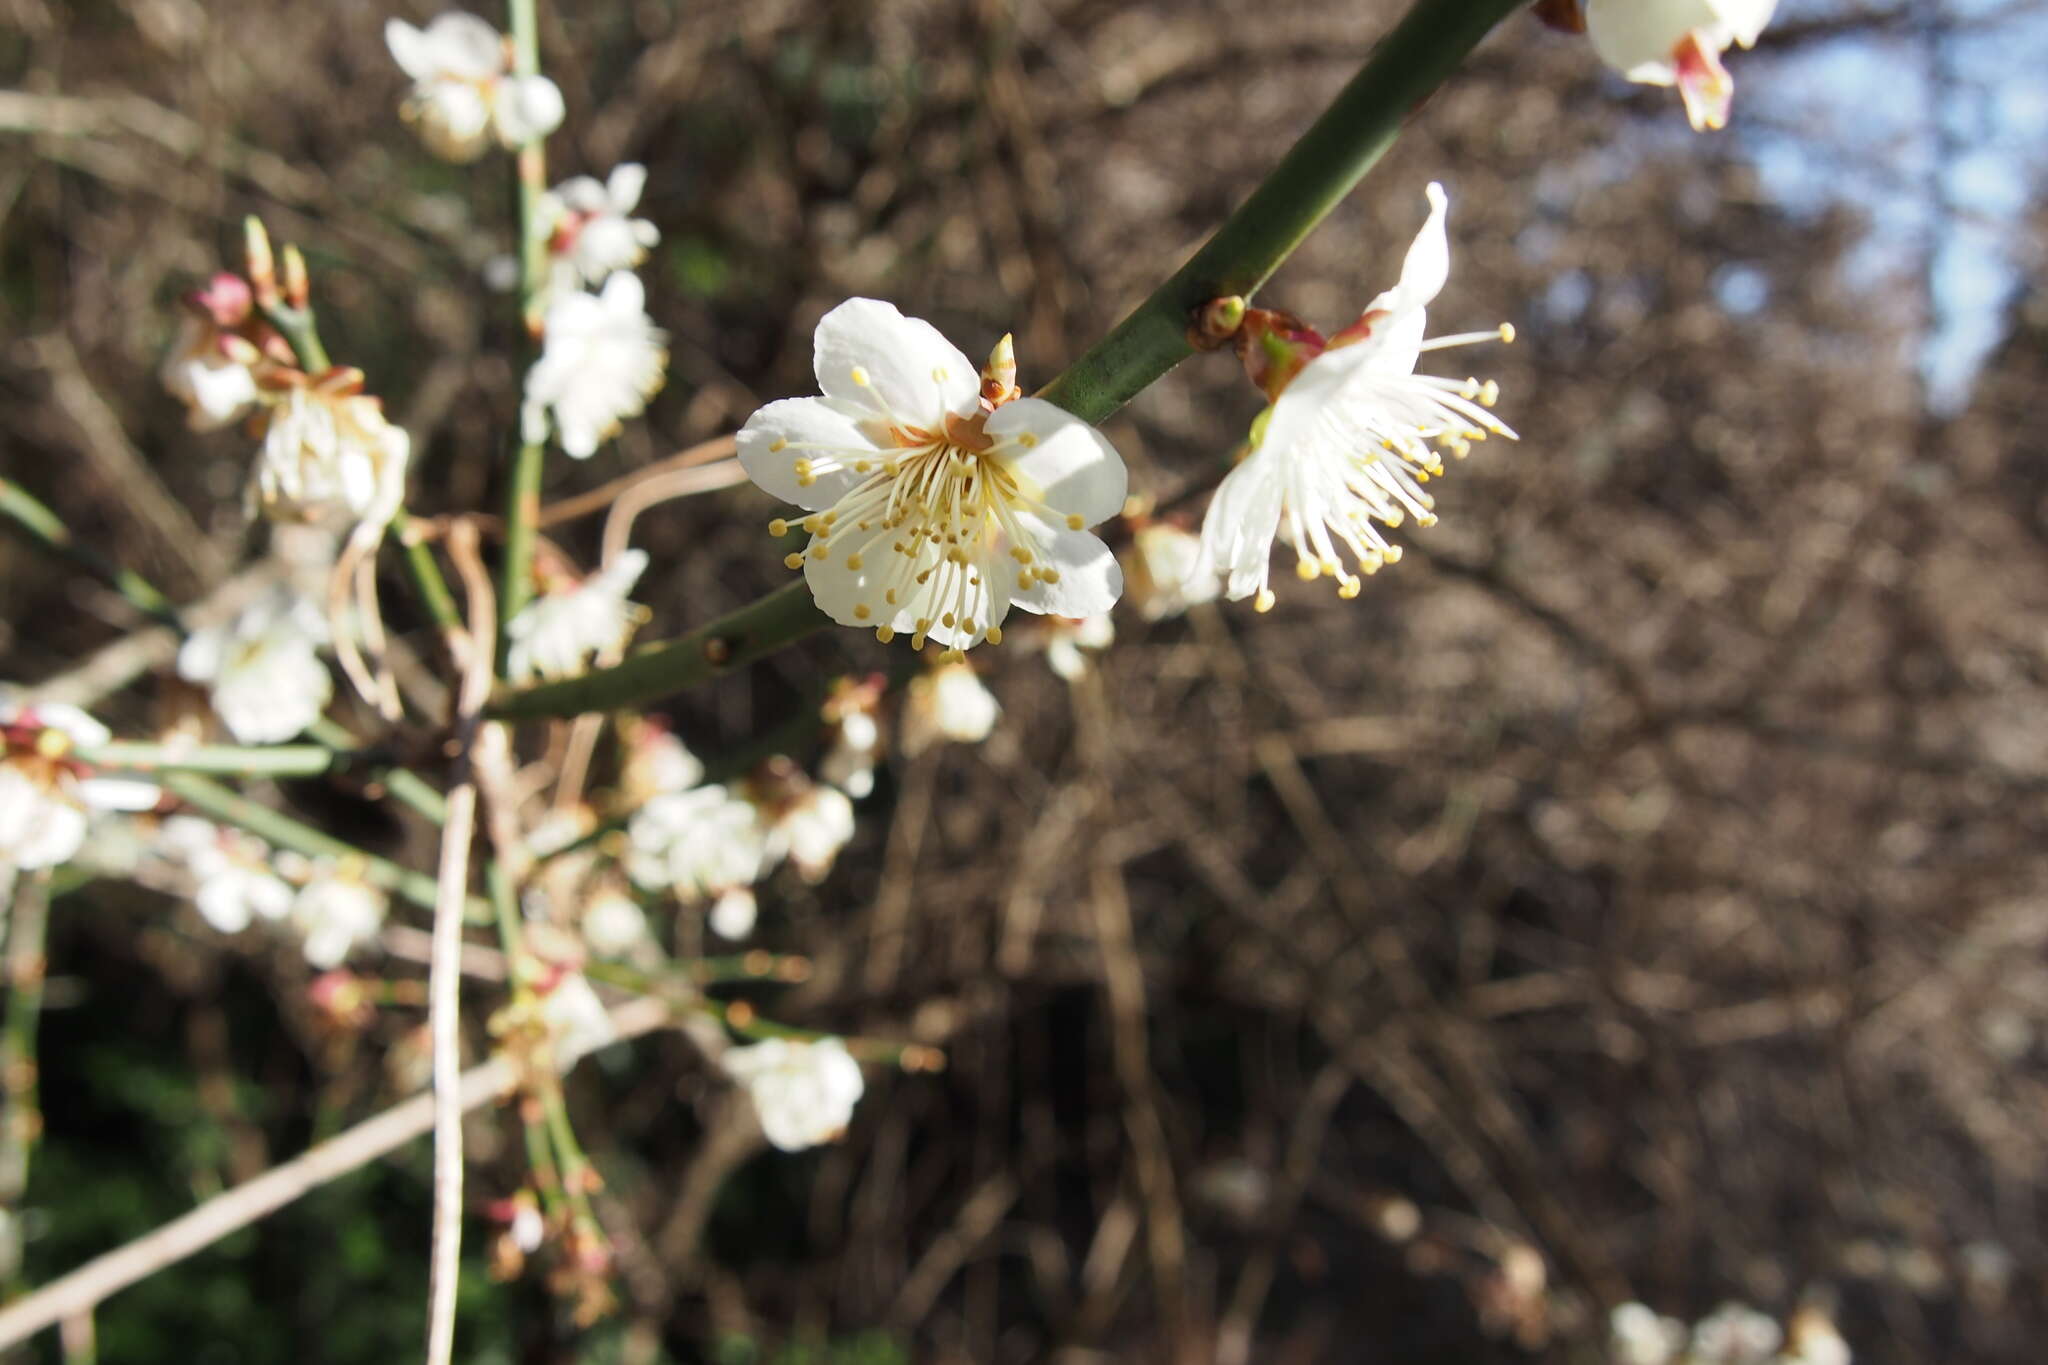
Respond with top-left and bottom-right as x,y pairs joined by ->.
812,298 -> 979,427
738,397 -> 885,511
1359,182 -> 1451,323
1195,448 -> 1286,602
606,162 -> 648,212
1007,519 -> 1123,620
383,19 -> 435,80
987,398 -> 1129,527
495,74 -> 565,145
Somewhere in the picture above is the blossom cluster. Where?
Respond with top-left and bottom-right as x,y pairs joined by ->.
1610,1301 -> 1852,1365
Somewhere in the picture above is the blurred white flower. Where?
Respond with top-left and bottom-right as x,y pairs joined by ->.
1609,1302 -> 1687,1365
899,660 -> 999,756
251,376 -> 410,534
538,972 -> 617,1062
1040,613 -> 1114,681
505,549 -> 651,682
156,815 -> 293,934
761,781 -> 855,884
385,11 -> 564,161
177,591 -> 332,744
625,784 -> 766,903
1193,184 -> 1514,611
708,886 -> 758,940
1121,521 -> 1218,622
0,696 -> 159,871
1782,1307 -> 1851,1365
820,676 -> 887,799
161,274 -> 265,432
622,719 -> 706,804
542,164 -> 660,290
580,890 -> 649,957
1688,1303 -> 1783,1364
292,868 -> 387,969
738,299 -> 1128,654
523,273 -> 667,459
722,1036 -> 865,1152
1586,0 -> 1776,132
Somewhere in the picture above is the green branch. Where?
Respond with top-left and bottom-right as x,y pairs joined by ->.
0,478 -> 182,630
484,0 -> 1526,719
497,0 -> 554,640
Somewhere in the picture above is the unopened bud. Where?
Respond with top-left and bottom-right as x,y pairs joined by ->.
281,243 -> 310,310
980,333 -> 1020,408
1235,307 -> 1327,403
1191,294 -> 1247,350
242,216 -> 279,308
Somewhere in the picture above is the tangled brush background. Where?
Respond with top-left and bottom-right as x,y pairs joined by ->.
2,0 -> 2045,1360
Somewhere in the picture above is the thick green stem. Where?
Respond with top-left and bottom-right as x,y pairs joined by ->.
486,0 -> 1526,719
497,0 -> 553,639
486,580 -> 826,719
0,478 -> 182,630
1038,0 -> 1529,424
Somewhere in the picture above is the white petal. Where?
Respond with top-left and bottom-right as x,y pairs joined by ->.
1359,183 -> 1450,324
1196,450 -> 1286,602
384,19 -> 435,79
495,74 -> 565,145
176,628 -> 227,685
1712,0 -> 1777,46
598,270 -> 646,317
34,704 -> 110,746
1586,0 -> 1720,74
425,12 -> 506,79
77,777 -> 163,812
986,399 -> 1128,527
811,298 -> 979,427
605,162 -> 648,212
1007,520 -> 1123,620
737,397 -> 884,511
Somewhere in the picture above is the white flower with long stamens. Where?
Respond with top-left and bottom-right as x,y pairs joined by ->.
739,299 -> 1129,654
177,591 -> 332,745
251,373 -> 410,535
1193,183 -> 1516,610
292,867 -> 387,969
722,1036 -> 865,1153
505,549 -> 651,682
625,784 -> 766,904
0,696 -> 159,871
523,274 -> 668,459
156,816 -> 294,935
541,164 -> 660,291
1586,0 -> 1776,132
385,11 -> 564,161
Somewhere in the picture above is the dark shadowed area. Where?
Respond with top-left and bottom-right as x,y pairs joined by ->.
1,0 -> 2043,1361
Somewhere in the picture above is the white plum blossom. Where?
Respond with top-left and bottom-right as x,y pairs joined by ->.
538,972 -> 617,1062
385,11 -> 565,161
708,886 -> 758,940
523,273 -> 668,459
1783,1309 -> 1852,1365
739,299 -> 1129,654
1687,1303 -> 1783,1364
899,660 -> 1000,757
760,782 -> 856,885
622,719 -> 706,804
505,549 -> 651,682
155,815 -> 294,935
722,1036 -> 865,1152
0,696 -> 159,871
1038,613 -> 1114,682
541,164 -> 660,291
292,868 -> 388,969
251,376 -> 410,534
580,890 -> 649,957
1609,1303 -> 1688,1365
822,707 -> 882,799
177,592 -> 332,744
625,784 -> 767,903
1586,0 -> 1776,132
1121,521 -> 1218,622
1193,183 -> 1515,611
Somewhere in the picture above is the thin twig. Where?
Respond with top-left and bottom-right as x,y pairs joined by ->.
0,998 -> 672,1349
537,433 -> 738,528
424,519 -> 499,1365
0,871 -> 51,1236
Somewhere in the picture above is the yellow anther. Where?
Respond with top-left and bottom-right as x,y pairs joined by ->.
854,604 -> 871,620
1017,571 -> 1032,589
876,626 -> 896,644
1498,322 -> 1516,344
1254,588 -> 1276,614
1017,432 -> 1037,448
809,545 -> 829,561
1065,513 -> 1083,530
769,438 -> 788,453
1383,545 -> 1403,563
846,553 -> 864,570
850,365 -> 870,386
768,518 -> 789,537
783,552 -> 805,570
960,617 -> 976,635
1479,380 -> 1500,407
1011,547 -> 1032,563
941,612 -> 956,628
802,515 -> 824,533
884,589 -> 899,605
915,617 -> 932,632
854,460 -> 872,473
797,474 -> 816,487
931,366 -> 949,382
911,632 -> 928,651
794,458 -> 812,475
1295,559 -> 1319,582
1338,576 -> 1362,599
985,625 -> 1003,645
1040,568 -> 1060,584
